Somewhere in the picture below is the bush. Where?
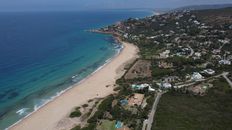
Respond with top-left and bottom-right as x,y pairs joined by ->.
70,110 -> 82,118
75,106 -> 81,110
113,87 -> 121,91
88,99 -> 93,103
81,123 -> 96,130
152,67 -> 173,78
82,104 -> 89,108
71,125 -> 81,130
87,95 -> 114,123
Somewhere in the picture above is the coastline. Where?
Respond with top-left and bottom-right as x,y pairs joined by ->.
9,36 -> 139,130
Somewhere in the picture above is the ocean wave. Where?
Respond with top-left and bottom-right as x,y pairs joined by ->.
16,108 -> 29,116
7,40 -> 124,130
72,74 -> 80,82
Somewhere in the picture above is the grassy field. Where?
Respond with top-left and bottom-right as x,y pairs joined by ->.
97,120 -> 116,130
152,78 -> 232,130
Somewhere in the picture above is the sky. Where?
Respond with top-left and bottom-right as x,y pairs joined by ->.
0,0 -> 231,11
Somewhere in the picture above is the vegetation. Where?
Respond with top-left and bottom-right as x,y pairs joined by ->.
96,120 -> 116,130
71,7 -> 232,130
87,95 -> 114,123
71,125 -> 81,130
152,67 -> 173,78
82,104 -> 89,108
69,109 -> 82,118
152,78 -> 232,130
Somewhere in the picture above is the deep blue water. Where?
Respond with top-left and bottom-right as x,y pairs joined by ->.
0,10 -> 151,129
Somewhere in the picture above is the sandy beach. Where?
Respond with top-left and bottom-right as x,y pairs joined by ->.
9,38 -> 138,130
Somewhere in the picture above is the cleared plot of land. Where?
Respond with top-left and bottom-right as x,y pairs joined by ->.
152,78 -> 232,130
124,60 -> 152,79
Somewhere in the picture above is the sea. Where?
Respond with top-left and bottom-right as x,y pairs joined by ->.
0,9 -> 151,129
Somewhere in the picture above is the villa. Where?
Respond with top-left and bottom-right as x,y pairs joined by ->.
159,50 -> 170,59
157,82 -> 172,89
203,69 -> 215,75
191,72 -> 204,81
162,76 -> 179,83
219,60 -> 231,65
131,84 -> 155,92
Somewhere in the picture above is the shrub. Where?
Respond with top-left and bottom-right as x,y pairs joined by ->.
113,87 -> 121,91
71,125 -> 81,130
82,104 -> 89,108
81,123 -> 96,130
88,99 -> 93,103
75,106 -> 81,110
70,110 -> 82,118
87,95 -> 114,123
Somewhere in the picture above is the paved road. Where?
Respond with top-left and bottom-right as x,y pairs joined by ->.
141,72 -> 231,130
175,72 -> 229,89
145,92 -> 163,130
142,119 -> 147,130
222,72 -> 232,88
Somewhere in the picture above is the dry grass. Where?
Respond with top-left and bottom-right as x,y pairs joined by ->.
124,60 -> 152,79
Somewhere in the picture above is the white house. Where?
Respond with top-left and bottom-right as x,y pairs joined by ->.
204,69 -> 215,75
158,82 -> 172,89
193,20 -> 200,25
229,25 -> 232,29
191,72 -> 204,81
162,83 -> 172,88
219,60 -> 231,65
194,52 -> 201,57
131,84 -> 155,92
159,50 -> 170,59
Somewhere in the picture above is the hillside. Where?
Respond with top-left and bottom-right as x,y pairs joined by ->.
74,6 -> 232,130
174,3 -> 232,11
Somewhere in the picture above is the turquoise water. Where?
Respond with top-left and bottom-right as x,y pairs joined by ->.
0,10 -> 151,129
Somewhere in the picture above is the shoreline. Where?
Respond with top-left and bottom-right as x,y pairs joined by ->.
9,36 -> 139,130
7,40 -> 122,130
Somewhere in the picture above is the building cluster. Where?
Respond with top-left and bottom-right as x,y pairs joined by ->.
89,8 -> 232,130
99,9 -> 232,96
102,9 -> 232,68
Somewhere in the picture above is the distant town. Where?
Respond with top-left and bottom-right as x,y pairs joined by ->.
71,7 -> 232,130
